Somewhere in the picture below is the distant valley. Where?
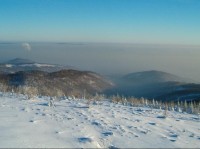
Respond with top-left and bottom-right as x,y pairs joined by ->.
107,70 -> 200,102
0,58 -> 200,102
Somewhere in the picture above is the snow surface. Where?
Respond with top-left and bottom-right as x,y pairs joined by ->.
34,63 -> 56,67
5,64 -> 13,68
0,93 -> 200,148
4,63 -> 56,68
20,63 -> 56,67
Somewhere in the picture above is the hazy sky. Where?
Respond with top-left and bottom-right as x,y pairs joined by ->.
0,0 -> 200,81
0,0 -> 200,44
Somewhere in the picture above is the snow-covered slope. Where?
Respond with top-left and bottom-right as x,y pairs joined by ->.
0,93 -> 199,148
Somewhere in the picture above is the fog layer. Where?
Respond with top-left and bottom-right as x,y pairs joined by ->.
0,42 -> 200,82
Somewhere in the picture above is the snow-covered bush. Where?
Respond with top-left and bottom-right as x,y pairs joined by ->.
106,94 -> 200,115
0,83 -> 8,92
16,86 -> 38,99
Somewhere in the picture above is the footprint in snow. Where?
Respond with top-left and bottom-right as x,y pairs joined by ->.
169,138 -> 176,142
157,115 -> 166,119
78,137 -> 92,143
20,108 -> 25,111
192,117 -> 199,121
189,133 -> 195,137
140,130 -> 149,134
122,117 -> 129,120
148,122 -> 156,125
136,127 -> 151,134
67,117 -> 73,120
135,119 -> 141,122
55,131 -> 65,134
91,121 -> 101,126
111,115 -> 116,118
127,126 -> 133,129
128,131 -> 138,137
35,112 -> 45,116
102,132 -> 113,136
29,120 -> 41,124
108,145 -> 119,149
135,134 -> 139,137
170,133 -> 178,138
110,126 -> 117,130
136,108 -> 143,112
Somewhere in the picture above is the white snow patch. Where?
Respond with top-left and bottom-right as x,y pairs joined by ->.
5,64 -> 13,68
34,63 -> 56,67
19,63 -> 56,67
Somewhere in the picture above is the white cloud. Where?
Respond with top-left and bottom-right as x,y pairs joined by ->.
22,43 -> 31,51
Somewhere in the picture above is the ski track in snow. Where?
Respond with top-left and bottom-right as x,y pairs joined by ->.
0,93 -> 200,148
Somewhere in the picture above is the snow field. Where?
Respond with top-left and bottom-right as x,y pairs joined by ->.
0,93 -> 200,148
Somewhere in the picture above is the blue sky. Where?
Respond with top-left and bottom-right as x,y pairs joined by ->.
0,0 -> 200,45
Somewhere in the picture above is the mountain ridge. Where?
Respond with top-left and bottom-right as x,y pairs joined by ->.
4,58 -> 35,65
123,70 -> 194,84
106,70 -> 200,101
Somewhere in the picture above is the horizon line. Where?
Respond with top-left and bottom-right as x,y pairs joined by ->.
0,41 -> 200,47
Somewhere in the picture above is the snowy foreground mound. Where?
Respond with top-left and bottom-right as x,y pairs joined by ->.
0,94 -> 200,148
